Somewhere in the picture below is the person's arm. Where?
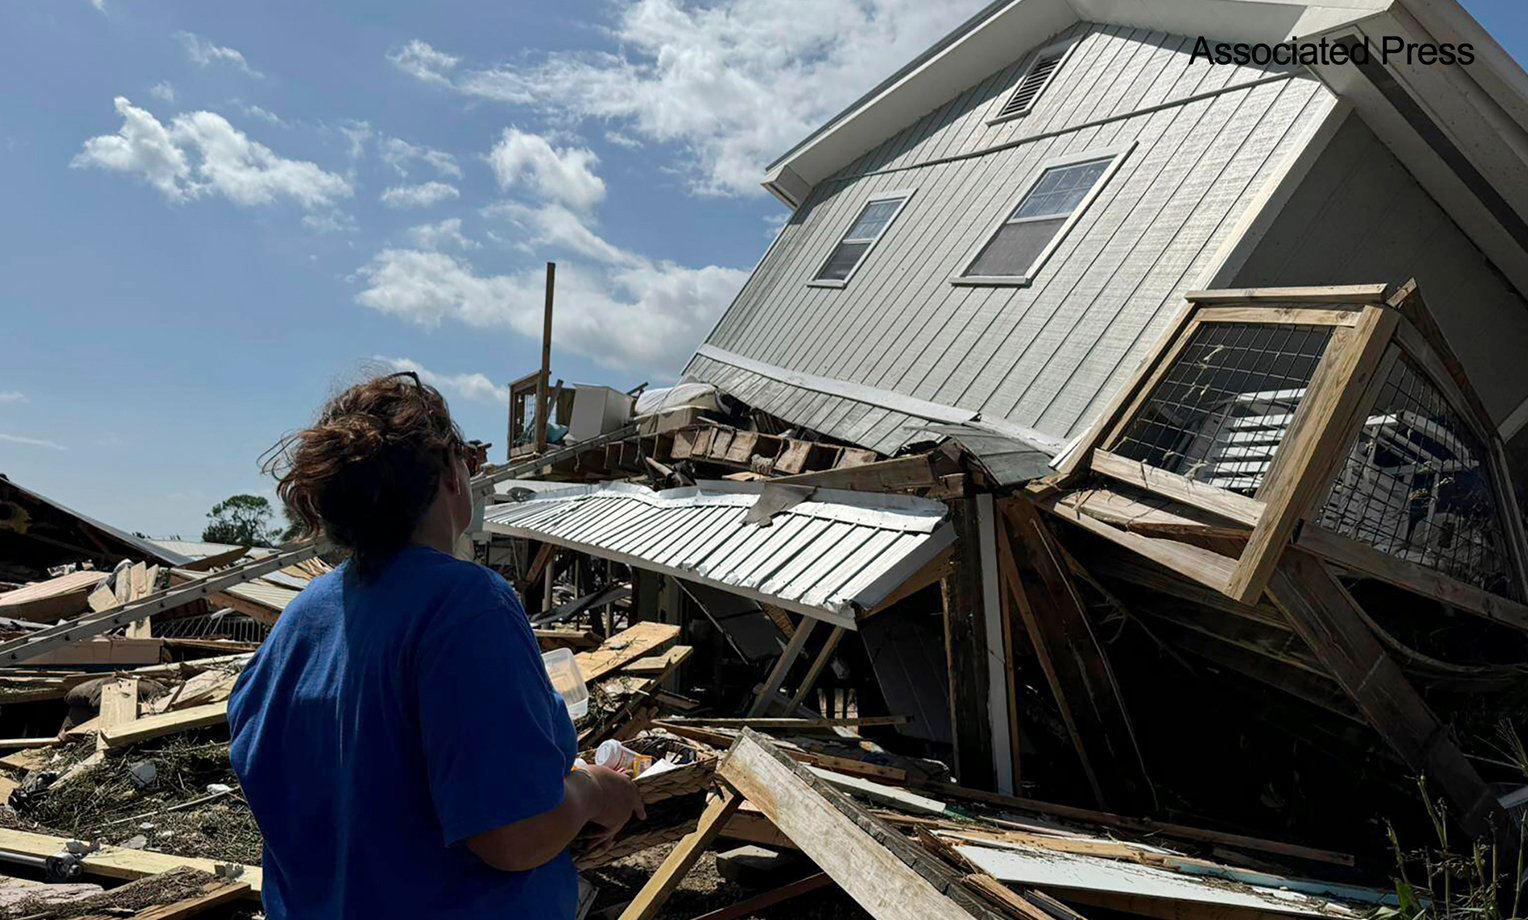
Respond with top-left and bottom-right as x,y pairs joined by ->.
465,764 -> 646,872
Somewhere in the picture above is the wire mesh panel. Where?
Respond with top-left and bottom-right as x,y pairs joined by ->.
1318,348 -> 1521,601
1111,322 -> 1334,496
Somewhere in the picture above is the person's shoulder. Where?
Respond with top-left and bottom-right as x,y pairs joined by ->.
410,548 -> 523,619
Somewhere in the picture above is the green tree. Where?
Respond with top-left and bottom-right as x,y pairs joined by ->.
203,494 -> 280,547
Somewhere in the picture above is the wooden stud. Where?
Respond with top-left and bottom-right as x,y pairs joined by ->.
1267,548 -> 1504,839
1228,304 -> 1399,603
616,790 -> 742,920
748,617 -> 817,717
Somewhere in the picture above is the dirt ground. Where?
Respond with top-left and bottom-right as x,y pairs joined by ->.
587,844 -> 870,919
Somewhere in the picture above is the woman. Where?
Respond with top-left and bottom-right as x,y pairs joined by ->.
228,372 -> 643,918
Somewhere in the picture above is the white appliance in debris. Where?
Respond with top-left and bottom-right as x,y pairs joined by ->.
568,385 -> 634,440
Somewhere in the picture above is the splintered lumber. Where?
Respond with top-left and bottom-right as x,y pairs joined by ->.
999,498 -> 1152,813
0,827 -> 262,896
98,879 -> 253,919
717,729 -> 1004,920
101,702 -> 228,749
576,622 -> 680,682
688,873 -> 833,920
919,782 -> 1354,867
618,791 -> 743,920
0,569 -> 106,621
0,738 -> 59,751
579,646 -> 693,746
150,669 -> 239,715
1267,549 -> 1505,840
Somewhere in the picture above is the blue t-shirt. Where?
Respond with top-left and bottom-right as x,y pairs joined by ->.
228,545 -> 578,919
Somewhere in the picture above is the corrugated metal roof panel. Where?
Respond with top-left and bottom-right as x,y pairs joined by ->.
482,481 -> 951,629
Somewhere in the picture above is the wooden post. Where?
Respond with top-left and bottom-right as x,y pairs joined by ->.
617,790 -> 742,920
535,262 -> 555,454
941,496 -> 996,791
1000,498 -> 1154,814
1268,548 -> 1507,841
785,625 -> 845,715
749,617 -> 817,716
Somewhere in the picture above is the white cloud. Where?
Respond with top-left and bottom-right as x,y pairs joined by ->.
243,104 -> 286,127
177,32 -> 263,78
380,137 -> 461,179
482,201 -> 636,266
387,40 -> 459,86
488,128 -> 604,211
303,211 -> 357,233
90,0 -> 106,10
338,120 -> 372,162
73,97 -> 352,210
406,217 -> 479,251
0,433 -> 66,451
150,81 -> 175,103
394,0 -> 978,196
353,221 -> 746,374
0,391 -> 25,404
380,181 -> 460,209
372,356 -> 506,406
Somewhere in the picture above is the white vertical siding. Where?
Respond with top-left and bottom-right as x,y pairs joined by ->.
690,24 -> 1331,455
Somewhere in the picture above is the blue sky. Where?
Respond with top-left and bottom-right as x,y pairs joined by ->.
1,0 -> 1524,541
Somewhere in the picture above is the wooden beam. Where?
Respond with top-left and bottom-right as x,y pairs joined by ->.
717,729 -> 1003,920
942,496 -> 996,790
748,616 -> 816,717
617,790 -> 742,920
102,701 -> 227,749
785,625 -> 845,713
1266,548 -> 1504,839
1228,305 -> 1398,603
535,262 -> 555,453
0,827 -> 261,895
999,498 -> 1153,813
773,453 -> 938,492
1183,284 -> 1388,304
575,622 -> 679,682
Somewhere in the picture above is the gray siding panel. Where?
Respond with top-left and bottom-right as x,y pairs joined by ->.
1230,114 -> 1528,425
688,24 -> 1328,454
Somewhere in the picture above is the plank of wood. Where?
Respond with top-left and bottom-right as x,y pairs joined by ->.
1267,549 -> 1502,840
774,453 -> 940,492
1090,451 -> 1263,528
77,880 -> 252,920
687,873 -> 833,920
101,702 -> 227,749
805,765 -> 946,815
785,625 -> 845,713
576,622 -> 680,683
663,716 -> 907,730
748,616 -> 816,717
0,738 -> 59,750
1183,284 -> 1388,304
617,791 -> 742,920
1000,499 -> 1152,813
1295,523 -> 1528,633
1041,493 -> 1238,595
717,729 -> 1000,920
98,677 -> 139,753
0,827 -> 261,895
1227,305 -> 1397,603
150,670 -> 238,715
941,496 -> 995,790
918,783 -> 1354,867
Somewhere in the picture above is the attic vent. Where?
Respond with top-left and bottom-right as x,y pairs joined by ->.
994,42 -> 1069,121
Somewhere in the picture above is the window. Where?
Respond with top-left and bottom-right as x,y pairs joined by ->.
956,145 -> 1131,285
992,40 -> 1073,123
810,191 -> 912,286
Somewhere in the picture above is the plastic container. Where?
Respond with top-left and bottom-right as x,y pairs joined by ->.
541,647 -> 589,720
594,739 -> 653,777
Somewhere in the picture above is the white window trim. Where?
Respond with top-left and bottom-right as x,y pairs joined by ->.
950,141 -> 1136,288
987,38 -> 1078,126
807,188 -> 916,289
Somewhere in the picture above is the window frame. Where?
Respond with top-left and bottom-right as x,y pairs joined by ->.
950,142 -> 1135,288
806,188 -> 917,289
988,38 -> 1078,125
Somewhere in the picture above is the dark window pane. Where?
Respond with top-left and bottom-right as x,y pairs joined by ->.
816,240 -> 871,281
964,218 -> 1063,277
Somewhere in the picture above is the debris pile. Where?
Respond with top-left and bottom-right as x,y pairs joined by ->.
0,283 -> 1525,918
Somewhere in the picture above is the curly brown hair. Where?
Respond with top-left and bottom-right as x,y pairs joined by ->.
262,372 -> 469,580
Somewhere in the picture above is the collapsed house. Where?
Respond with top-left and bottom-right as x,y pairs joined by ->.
3,0 -> 1528,916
